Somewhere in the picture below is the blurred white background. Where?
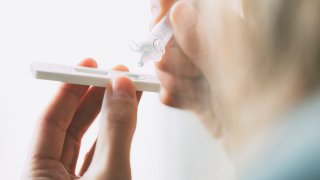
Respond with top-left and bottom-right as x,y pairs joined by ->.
0,0 -> 230,179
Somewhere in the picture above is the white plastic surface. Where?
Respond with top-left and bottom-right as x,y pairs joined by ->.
30,62 -> 161,92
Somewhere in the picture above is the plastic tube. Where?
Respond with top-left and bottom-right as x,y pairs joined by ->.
129,15 -> 173,67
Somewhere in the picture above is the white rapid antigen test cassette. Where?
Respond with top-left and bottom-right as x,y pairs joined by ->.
31,62 -> 161,92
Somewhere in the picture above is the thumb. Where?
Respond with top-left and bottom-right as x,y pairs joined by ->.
170,1 -> 210,66
86,76 -> 137,180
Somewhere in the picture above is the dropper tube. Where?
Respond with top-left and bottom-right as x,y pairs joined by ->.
129,15 -> 173,66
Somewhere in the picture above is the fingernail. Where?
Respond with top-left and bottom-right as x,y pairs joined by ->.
112,76 -> 135,98
171,1 -> 196,29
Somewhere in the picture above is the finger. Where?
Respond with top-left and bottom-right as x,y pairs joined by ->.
84,76 -> 138,179
109,66 -> 143,103
59,86 -> 104,174
170,1 -> 210,66
77,89 -> 141,177
79,141 -> 96,176
67,65 -> 129,139
156,44 -> 201,78
60,65 -> 131,174
31,58 -> 97,160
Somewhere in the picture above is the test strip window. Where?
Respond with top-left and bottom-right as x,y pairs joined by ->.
75,66 -> 109,76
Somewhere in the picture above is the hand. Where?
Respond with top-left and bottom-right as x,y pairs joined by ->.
151,1 -> 221,137
24,58 -> 142,180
